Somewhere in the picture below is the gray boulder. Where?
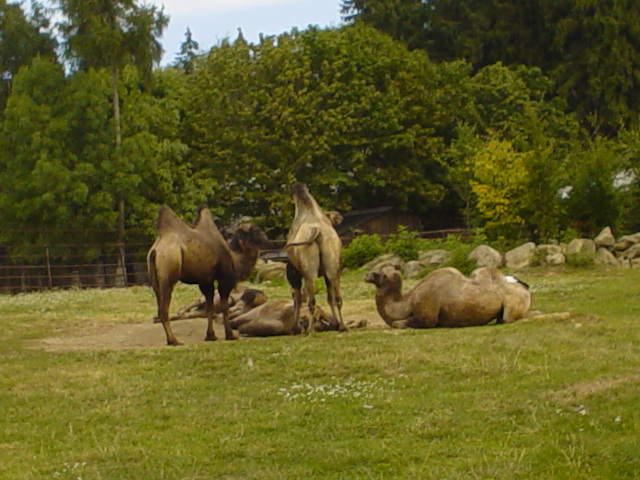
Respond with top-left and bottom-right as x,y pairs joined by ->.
255,261 -> 286,282
567,238 -> 596,256
622,243 -> 640,259
613,233 -> 640,251
403,260 -> 425,279
467,244 -> 503,267
545,252 -> 566,266
418,249 -> 452,266
505,242 -> 536,269
594,227 -> 615,248
364,253 -> 404,272
595,247 -> 620,267
536,244 -> 563,255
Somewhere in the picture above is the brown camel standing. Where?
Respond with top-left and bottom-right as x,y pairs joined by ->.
284,182 -> 348,334
147,205 -> 265,345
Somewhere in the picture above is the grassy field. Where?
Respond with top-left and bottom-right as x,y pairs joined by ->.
1,266 -> 639,479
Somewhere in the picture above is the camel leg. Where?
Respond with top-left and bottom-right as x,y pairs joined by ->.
155,286 -> 182,346
303,271 -> 319,334
218,278 -> 238,341
325,275 -> 348,333
200,284 -> 218,341
286,262 -> 304,334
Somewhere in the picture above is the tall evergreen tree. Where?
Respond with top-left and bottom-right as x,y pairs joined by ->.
0,0 -> 57,112
55,0 -> 169,239
173,27 -> 202,74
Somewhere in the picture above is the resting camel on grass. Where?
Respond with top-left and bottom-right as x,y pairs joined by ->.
284,182 -> 348,334
164,286 -> 268,321
147,205 -> 266,345
364,265 -> 531,329
229,295 -> 367,337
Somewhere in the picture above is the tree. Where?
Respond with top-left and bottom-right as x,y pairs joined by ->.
182,24 -> 469,233
173,27 -> 202,74
56,0 -> 169,240
0,0 -> 57,112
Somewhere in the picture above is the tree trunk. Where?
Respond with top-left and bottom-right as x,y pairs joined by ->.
110,64 -> 125,244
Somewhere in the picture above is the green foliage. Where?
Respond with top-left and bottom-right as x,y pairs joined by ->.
564,137 -> 628,237
566,252 -> 595,269
384,226 -> 420,262
0,0 -> 58,112
182,24 -> 466,231
342,233 -> 384,269
344,0 -> 640,133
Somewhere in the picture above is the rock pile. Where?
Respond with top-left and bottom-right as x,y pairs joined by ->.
361,226 -> 640,278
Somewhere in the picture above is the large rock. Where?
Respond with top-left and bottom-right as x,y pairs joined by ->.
622,243 -> 640,259
505,242 -> 536,269
595,247 -> 620,267
567,238 -> 596,256
536,244 -> 563,255
254,261 -> 286,282
418,249 -> 452,266
467,244 -> 503,268
364,253 -> 404,272
613,233 -> 640,251
403,260 -> 425,279
545,252 -> 566,266
594,227 -> 615,248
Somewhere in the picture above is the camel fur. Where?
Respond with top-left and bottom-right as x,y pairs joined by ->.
364,265 -> 531,329
284,182 -> 348,334
229,298 -> 366,337
147,205 -> 266,345
165,286 -> 268,321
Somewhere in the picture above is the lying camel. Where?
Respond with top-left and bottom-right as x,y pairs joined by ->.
229,298 -> 366,337
166,286 -> 268,321
285,182 -> 348,334
364,265 -> 531,328
147,205 -> 266,345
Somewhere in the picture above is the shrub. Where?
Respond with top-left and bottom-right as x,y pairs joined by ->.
566,252 -> 595,269
342,234 -> 384,269
385,226 -> 420,261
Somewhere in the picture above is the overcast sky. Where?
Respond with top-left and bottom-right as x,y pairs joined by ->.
148,0 -> 345,65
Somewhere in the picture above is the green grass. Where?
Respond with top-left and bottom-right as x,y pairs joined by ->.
1,267 -> 640,479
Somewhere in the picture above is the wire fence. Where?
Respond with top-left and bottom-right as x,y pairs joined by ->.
0,228 -> 467,294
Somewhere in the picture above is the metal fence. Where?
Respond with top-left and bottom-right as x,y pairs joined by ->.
0,228 -> 467,294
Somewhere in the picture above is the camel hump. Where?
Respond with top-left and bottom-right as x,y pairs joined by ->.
285,224 -> 321,248
192,205 -> 222,237
155,205 -> 188,234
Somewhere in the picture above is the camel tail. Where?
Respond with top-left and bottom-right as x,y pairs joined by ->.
285,226 -> 321,248
148,249 -> 159,292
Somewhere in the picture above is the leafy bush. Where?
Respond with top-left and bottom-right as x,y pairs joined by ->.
342,234 -> 385,269
566,252 -> 595,269
385,226 -> 420,261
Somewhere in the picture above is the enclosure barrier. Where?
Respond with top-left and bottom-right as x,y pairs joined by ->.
0,228 -> 467,293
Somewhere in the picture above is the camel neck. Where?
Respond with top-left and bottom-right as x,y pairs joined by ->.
231,248 -> 259,282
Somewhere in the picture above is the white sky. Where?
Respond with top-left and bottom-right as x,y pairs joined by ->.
148,0 -> 345,65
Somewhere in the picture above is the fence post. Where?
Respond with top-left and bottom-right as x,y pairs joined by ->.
45,245 -> 53,289
118,242 -> 128,288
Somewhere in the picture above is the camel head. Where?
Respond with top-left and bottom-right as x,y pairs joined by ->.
364,264 -> 403,295
324,210 -> 343,226
228,223 -> 268,252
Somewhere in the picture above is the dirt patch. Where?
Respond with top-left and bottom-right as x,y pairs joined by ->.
31,299 -> 385,352
549,374 -> 640,405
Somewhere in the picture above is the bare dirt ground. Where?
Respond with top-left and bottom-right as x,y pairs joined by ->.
33,299 -> 385,352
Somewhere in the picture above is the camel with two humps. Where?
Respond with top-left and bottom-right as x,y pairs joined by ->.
364,265 -> 531,329
147,205 -> 266,345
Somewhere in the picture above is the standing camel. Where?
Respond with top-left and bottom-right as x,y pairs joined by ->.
147,205 -> 266,345
284,182 -> 348,334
